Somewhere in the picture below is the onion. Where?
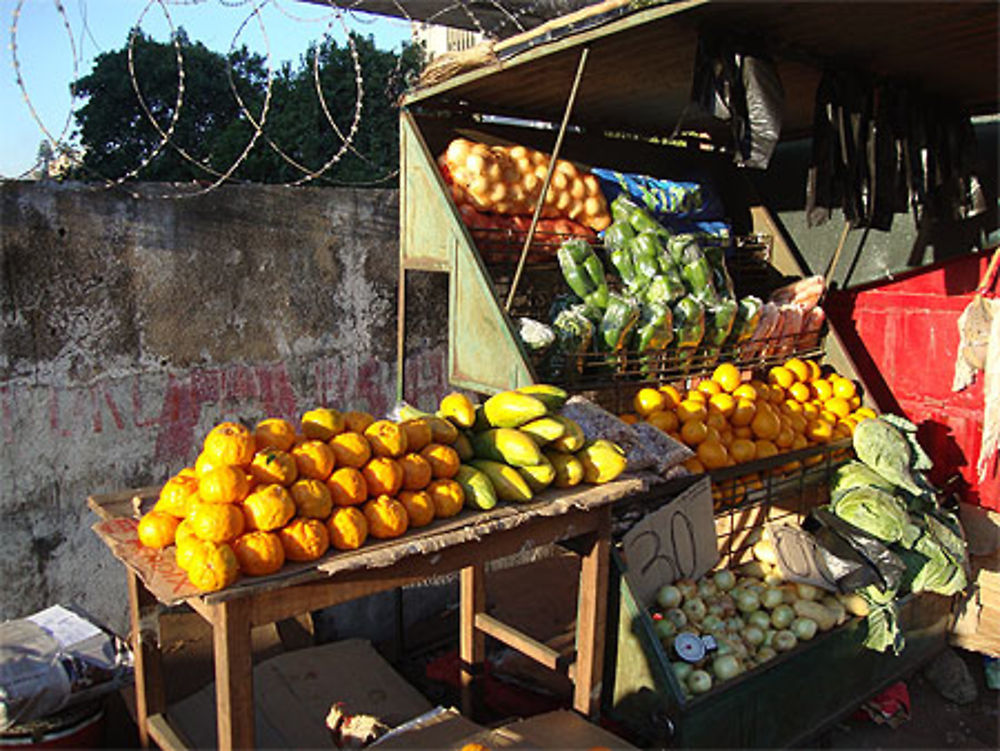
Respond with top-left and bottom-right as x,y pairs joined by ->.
735,589 -> 761,614
773,629 -> 798,652
763,570 -> 784,587
656,584 -> 683,610
665,608 -> 688,629
748,610 -> 772,631
795,583 -> 820,602
725,616 -> 746,633
683,597 -> 707,623
654,619 -> 677,642
687,669 -> 713,695
791,617 -> 818,641
701,614 -> 725,634
675,578 -> 698,601
781,585 -> 799,605
712,654 -> 742,682
743,580 -> 766,596
718,594 -> 737,617
713,569 -> 736,592
707,601 -> 725,618
770,604 -> 795,630
742,625 -> 765,647
698,579 -> 718,600
756,646 -> 777,663
672,661 -> 693,682
760,587 -> 784,610
762,628 -> 776,647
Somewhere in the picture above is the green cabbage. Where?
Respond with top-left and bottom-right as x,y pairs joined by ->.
853,418 -> 924,495
832,486 -> 912,543
831,461 -> 896,500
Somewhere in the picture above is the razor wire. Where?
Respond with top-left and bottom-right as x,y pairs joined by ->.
6,0 -> 552,197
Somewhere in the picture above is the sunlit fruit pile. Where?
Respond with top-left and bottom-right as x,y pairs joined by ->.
621,358 -> 877,476
137,385 -> 627,593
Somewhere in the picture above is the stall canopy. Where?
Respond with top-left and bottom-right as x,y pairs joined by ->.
398,0 -> 999,142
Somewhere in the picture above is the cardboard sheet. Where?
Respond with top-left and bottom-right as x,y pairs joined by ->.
89,476 -> 645,607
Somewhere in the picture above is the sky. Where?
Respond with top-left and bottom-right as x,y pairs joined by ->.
0,0 -> 416,178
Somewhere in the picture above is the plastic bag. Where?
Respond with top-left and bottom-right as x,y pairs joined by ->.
805,508 -> 906,593
672,295 -> 705,349
517,317 -> 555,355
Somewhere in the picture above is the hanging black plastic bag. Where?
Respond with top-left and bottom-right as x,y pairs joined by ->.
740,55 -> 784,169
805,507 -> 906,593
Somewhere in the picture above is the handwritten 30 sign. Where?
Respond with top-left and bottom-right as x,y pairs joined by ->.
623,476 -> 718,609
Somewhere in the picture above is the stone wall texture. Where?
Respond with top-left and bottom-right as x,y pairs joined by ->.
0,182 -> 448,633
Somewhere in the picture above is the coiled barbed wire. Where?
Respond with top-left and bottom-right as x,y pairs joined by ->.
7,0 -> 550,197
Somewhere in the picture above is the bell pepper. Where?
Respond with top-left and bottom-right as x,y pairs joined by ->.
667,234 -> 698,266
557,239 -> 609,309
704,244 -> 736,299
552,305 -> 595,374
704,298 -> 738,348
672,295 -> 705,349
627,233 -> 662,289
599,293 -> 641,352
637,302 -> 674,352
731,296 -> 763,343
643,273 -> 685,307
611,193 -> 636,224
603,221 -> 635,251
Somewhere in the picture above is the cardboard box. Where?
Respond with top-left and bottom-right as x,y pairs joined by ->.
950,550 -> 1000,657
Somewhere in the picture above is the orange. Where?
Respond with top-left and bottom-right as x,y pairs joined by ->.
278,518 -> 331,562
189,502 -> 245,543
789,413 -> 808,434
848,395 -> 862,410
825,397 -> 851,419
362,457 -> 404,497
805,360 -> 822,381
420,443 -> 461,479
801,402 -> 820,421
291,440 -> 336,481
195,451 -> 223,478
198,465 -> 250,505
289,478 -> 333,519
343,410 -> 375,434
646,410 -> 679,433
708,393 -> 736,419
174,518 -> 199,549
704,425 -> 723,444
186,541 -> 239,592
733,425 -> 754,440
696,440 -> 729,470
364,495 -> 410,539
854,407 -> 877,421
754,439 -> 779,460
327,467 -> 368,507
769,366 -> 795,390
833,378 -> 857,400
751,408 -> 780,440
775,426 -> 795,449
327,506 -> 369,551
364,420 -> 409,458
730,398 -> 757,427
658,384 -> 683,409
791,434 -> 809,451
426,478 -> 465,519
811,380 -> 834,402
732,384 -> 758,402
398,490 -> 436,528
838,417 -> 858,434
634,387 -> 668,417
399,452 -> 433,490
730,438 -> 756,464
784,399 -> 804,415
155,473 -> 200,518
820,409 -> 840,425
768,385 -> 785,404
719,429 -> 734,447
328,431 -> 372,469
301,407 -> 345,441
706,410 -> 728,432
203,422 -> 256,468
685,390 -> 708,404
619,413 -> 640,425
784,358 -> 810,383
696,379 -> 723,397
175,536 -> 211,572
806,419 -> 834,444
242,484 -> 295,532
749,380 -> 771,401
250,449 -> 298,486
399,418 -> 433,453
137,511 -> 179,548
833,423 -> 853,441
676,399 -> 708,423
232,530 -> 285,576
682,457 -> 706,474
787,382 -> 811,403
254,418 -> 296,452
680,419 -> 709,446
712,363 -> 742,393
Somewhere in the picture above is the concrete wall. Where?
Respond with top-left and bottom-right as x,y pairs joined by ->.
0,182 -> 449,633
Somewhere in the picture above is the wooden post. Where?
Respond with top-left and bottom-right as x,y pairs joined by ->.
459,563 -> 486,717
127,570 -> 165,749
573,507 -> 611,717
212,598 -> 255,751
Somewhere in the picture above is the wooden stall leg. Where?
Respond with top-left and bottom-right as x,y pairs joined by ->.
212,598 -> 254,751
128,570 -> 166,749
573,507 -> 611,718
459,564 -> 486,718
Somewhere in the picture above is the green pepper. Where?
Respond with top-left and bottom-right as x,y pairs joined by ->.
552,306 -> 595,375
610,247 -> 637,287
637,302 -> 674,352
672,295 -> 705,349
643,273 -> 685,306
667,234 -> 698,266
732,296 -> 763,343
599,293 -> 641,352
681,256 -> 718,304
627,204 -> 663,235
704,244 -> 735,299
705,298 -> 738,348
557,239 -> 609,309
603,221 -> 635,251
611,193 -> 636,224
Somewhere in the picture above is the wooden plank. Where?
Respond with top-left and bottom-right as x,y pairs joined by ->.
147,713 -> 192,751
460,563 -> 486,717
572,507 -> 611,718
211,598 -> 255,751
88,486 -> 159,521
128,570 -> 166,749
474,613 -> 571,674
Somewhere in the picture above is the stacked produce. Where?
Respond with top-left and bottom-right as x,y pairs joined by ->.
621,358 -> 875,476
649,553 -> 860,697
136,386 -> 627,593
439,138 -> 612,232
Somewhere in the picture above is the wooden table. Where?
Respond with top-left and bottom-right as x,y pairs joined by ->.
90,478 -> 643,751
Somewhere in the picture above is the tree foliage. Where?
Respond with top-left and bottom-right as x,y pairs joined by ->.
71,29 -> 422,184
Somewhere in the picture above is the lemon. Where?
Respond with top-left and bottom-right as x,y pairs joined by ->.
658,383 -> 683,409
812,380 -> 834,402
788,382 -> 811,403
696,379 -> 723,397
633,387 -> 667,417
708,392 -> 736,418
677,400 -> 708,423
712,363 -> 743,393
732,384 -> 758,401
784,358 -> 810,383
768,366 -> 795,390
825,397 -> 851,419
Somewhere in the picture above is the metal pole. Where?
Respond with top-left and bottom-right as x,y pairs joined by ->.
504,46 -> 590,312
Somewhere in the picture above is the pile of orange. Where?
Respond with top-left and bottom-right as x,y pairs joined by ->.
138,407 -> 466,592
621,358 -> 876,478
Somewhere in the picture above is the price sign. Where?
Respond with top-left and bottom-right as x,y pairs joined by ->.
622,476 -> 718,608
766,523 -> 838,592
